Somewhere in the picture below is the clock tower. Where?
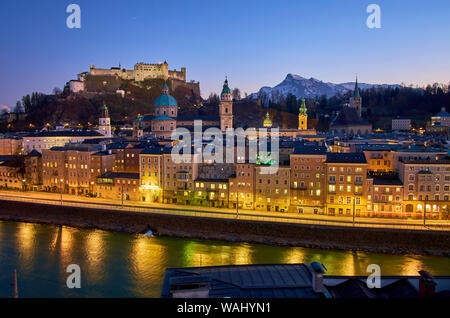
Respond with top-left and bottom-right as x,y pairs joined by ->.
219,77 -> 233,133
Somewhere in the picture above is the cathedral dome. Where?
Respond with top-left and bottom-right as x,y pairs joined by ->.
154,94 -> 178,107
154,83 -> 178,107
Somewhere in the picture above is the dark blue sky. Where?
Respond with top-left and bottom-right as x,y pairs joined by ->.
0,0 -> 449,108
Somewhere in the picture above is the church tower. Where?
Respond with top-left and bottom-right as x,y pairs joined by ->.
98,103 -> 112,137
349,76 -> 362,117
219,77 -> 233,133
298,98 -> 308,130
263,111 -> 272,128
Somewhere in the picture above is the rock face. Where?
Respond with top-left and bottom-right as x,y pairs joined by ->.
248,74 -> 400,103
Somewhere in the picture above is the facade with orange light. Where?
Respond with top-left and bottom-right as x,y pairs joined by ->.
289,144 -> 327,214
325,153 -> 368,216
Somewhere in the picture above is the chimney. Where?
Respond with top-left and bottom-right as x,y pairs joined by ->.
309,261 -> 326,293
418,270 -> 436,298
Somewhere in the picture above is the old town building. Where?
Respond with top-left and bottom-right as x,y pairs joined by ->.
325,153 -> 368,216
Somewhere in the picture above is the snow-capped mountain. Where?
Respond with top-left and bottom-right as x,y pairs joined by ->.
248,74 -> 400,102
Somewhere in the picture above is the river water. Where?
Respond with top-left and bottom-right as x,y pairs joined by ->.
0,220 -> 449,298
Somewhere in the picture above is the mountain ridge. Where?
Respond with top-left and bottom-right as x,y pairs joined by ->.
248,74 -> 401,102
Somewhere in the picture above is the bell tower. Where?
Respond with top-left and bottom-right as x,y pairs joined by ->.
298,98 -> 308,130
220,77 -> 233,133
99,103 -> 112,138
349,75 -> 362,117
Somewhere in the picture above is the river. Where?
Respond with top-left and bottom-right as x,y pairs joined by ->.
0,220 -> 449,297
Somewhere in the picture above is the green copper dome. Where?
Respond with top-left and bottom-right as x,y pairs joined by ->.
299,98 -> 307,116
221,78 -> 231,95
154,95 -> 178,107
154,84 -> 178,107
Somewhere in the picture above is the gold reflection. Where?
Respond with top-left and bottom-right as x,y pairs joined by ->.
283,248 -> 305,264
231,244 -> 252,265
84,230 -> 105,282
130,237 -> 168,297
402,257 -> 424,275
59,226 -> 75,263
16,222 -> 36,258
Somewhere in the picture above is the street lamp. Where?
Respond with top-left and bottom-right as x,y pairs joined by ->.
423,196 -> 428,227
352,196 -> 356,227
60,178 -> 64,205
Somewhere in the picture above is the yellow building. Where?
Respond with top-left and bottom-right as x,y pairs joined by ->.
298,98 -> 308,130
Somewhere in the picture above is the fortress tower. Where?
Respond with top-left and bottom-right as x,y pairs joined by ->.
298,98 -> 308,130
98,103 -> 112,137
219,77 -> 233,133
349,76 -> 362,117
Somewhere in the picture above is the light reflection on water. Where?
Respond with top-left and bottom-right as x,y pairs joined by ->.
0,220 -> 449,298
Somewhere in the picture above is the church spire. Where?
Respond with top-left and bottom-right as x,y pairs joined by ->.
353,75 -> 360,98
299,98 -> 307,116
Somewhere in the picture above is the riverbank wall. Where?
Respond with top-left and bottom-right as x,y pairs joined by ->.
0,199 -> 448,256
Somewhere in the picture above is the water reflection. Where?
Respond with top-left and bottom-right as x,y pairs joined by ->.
15,223 -> 37,268
0,220 -> 449,298
84,230 -> 106,283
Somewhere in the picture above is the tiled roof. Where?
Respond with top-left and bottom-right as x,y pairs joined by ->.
26,130 -> 103,138
161,263 -> 322,298
292,143 -> 327,155
153,115 -> 176,121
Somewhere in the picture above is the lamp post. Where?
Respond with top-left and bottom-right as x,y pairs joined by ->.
121,185 -> 124,209
60,178 -> 63,205
236,190 -> 239,219
423,196 -> 427,227
352,196 -> 356,227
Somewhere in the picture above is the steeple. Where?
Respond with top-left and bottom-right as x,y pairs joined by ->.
353,75 -> 360,98
349,75 -> 362,117
219,77 -> 233,132
162,82 -> 169,95
263,111 -> 272,128
221,76 -> 231,97
98,102 -> 111,137
298,98 -> 308,130
299,98 -> 308,116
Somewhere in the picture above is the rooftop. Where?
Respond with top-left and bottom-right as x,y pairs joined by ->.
325,152 -> 367,164
98,172 -> 139,180
161,263 -> 323,298
26,130 -> 103,138
292,143 -> 327,155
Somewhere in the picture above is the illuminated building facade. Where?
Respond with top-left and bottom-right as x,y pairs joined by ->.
290,144 -> 327,214
325,153 -> 367,216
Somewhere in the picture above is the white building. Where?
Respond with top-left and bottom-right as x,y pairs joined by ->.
23,131 -> 104,154
392,117 -> 411,131
431,107 -> 450,127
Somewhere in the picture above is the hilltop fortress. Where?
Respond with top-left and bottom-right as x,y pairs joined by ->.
68,61 -> 199,96
87,61 -> 186,82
